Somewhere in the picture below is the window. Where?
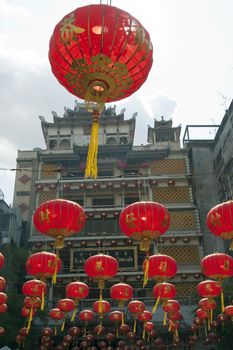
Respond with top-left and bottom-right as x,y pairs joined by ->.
92,197 -> 114,206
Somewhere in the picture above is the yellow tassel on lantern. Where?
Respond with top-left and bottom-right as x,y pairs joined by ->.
71,306 -> 78,322
54,236 -> 64,250
210,309 -> 213,323
116,327 -> 119,339
85,117 -> 99,179
52,255 -> 59,285
143,255 -> 150,288
98,288 -> 103,313
230,240 -> 233,250
61,318 -> 66,332
152,296 -> 160,313
221,290 -> 225,313
26,307 -> 33,334
163,311 -> 167,326
142,323 -> 146,339
133,319 -> 137,333
41,290 -> 45,311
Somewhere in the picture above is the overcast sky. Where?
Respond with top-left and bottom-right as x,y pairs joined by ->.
1,0 -> 233,204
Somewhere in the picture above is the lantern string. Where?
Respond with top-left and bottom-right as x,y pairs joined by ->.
133,319 -> 137,333
61,317 -> 66,332
122,312 -> 124,326
143,255 -> 149,287
71,306 -> 78,322
163,311 -> 167,326
152,296 -> 160,313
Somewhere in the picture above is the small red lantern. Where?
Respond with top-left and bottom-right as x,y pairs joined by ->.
84,254 -> 118,312
26,251 -> 61,284
21,307 -> 36,318
110,283 -> 133,307
197,280 -> 222,299
49,308 -> 64,336
0,292 -> 7,304
109,311 -> 123,323
24,296 -> 41,310
152,282 -> 176,313
144,321 -> 154,332
66,281 -> 89,321
119,201 -> 170,252
168,311 -> 183,321
19,328 -> 27,337
79,309 -> 94,322
206,200 -> 233,249
143,254 -> 177,287
0,304 -> 7,313
22,280 -> 46,311
0,277 -> 6,292
224,305 -> 233,319
138,310 -> 152,323
196,309 -> 209,320
33,199 -> 86,250
0,253 -> 5,270
68,326 -> 80,337
49,4 -> 153,178
198,298 -> 216,311
57,298 -> 75,332
201,253 -> 233,312
119,323 -> 130,334
94,325 -> 105,336
128,300 -> 145,333
163,300 -> 180,314
93,300 -> 110,314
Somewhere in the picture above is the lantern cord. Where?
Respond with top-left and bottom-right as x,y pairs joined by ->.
168,322 -> 172,332
41,290 -> 45,311
163,311 -> 167,326
133,319 -> 137,333
205,324 -> 207,337
84,325 -> 87,337
85,113 -> 100,179
152,296 -> 160,313
54,236 -> 64,250
26,307 -> 33,334
143,255 -> 149,287
207,317 -> 211,331
52,254 -> 59,285
142,323 -> 146,339
210,309 -> 213,323
221,290 -> 225,312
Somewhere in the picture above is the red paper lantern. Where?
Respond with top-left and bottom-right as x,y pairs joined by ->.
66,281 -> 89,301
24,297 -> 41,310
144,321 -> 154,332
0,304 -> 7,313
0,277 -> 6,292
79,309 -> 94,322
201,253 -> 233,281
0,253 -> 5,270
152,282 -> 176,313
119,201 -> 170,251
138,311 -> 152,323
26,251 -> 61,284
196,309 -> 209,320
224,305 -> 233,318
49,4 -> 153,179
144,254 -> 177,282
0,292 -> 7,304
33,199 -> 86,249
168,311 -> 182,321
109,311 -> 123,323
198,298 -> 216,311
162,300 -> 180,314
19,328 -> 27,337
42,327 -> 53,336
94,325 -> 105,335
206,200 -> 233,249
110,283 -> 133,307
57,298 -> 75,313
119,323 -> 130,334
49,308 -> 65,321
22,280 -> 46,311
93,300 -> 110,314
197,280 -> 222,299
128,300 -> 145,315
68,326 -> 80,337
21,307 -> 36,318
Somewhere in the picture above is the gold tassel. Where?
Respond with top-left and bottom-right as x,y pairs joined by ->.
221,290 -> 225,313
142,324 -> 146,339
85,117 -> 99,179
26,308 -> 33,334
168,323 -> 172,332
54,236 -> 64,250
52,255 -> 59,285
147,334 -> 150,343
133,319 -> 137,333
61,318 -> 65,332
143,255 -> 150,288
41,290 -> 45,311
71,306 -> 78,322
98,287 -> 103,313
210,309 -> 213,323
163,311 -> 167,326
175,329 -> 178,338
152,296 -> 160,313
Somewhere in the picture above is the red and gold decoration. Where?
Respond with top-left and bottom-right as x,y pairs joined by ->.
79,309 -> 94,337
152,282 -> 176,313
49,308 -> 65,335
33,199 -> 86,250
119,201 -> 170,252
84,254 -> 118,312
128,300 -> 145,333
57,298 -> 75,332
26,251 -> 61,285
66,281 -> 89,321
206,200 -> 233,249
162,300 -> 180,326
138,310 -> 152,339
49,4 -> 153,178
0,253 -> 5,270
110,282 -> 133,307
200,253 -> 233,312
109,311 -> 123,337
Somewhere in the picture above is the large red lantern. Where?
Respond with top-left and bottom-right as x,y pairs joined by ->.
66,281 -> 89,321
0,253 -> 5,270
119,201 -> 170,252
201,253 -> 233,312
197,280 -> 222,299
206,200 -> 233,249
84,254 -> 118,312
198,298 -> 216,323
49,4 -> 153,178
33,199 -> 86,249
143,254 -> 177,287
110,283 -> 133,307
26,251 -> 61,284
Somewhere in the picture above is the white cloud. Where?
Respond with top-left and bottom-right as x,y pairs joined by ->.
0,0 -> 30,16
138,93 -> 178,119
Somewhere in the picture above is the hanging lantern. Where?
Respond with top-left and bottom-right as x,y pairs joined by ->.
93,299 -> 110,316
49,4 -> 153,179
196,309 -> 209,320
224,305 -> 233,320
68,326 -> 80,338
24,296 -> 41,310
84,254 -> 118,313
152,282 -> 176,313
128,300 -> 145,333
0,304 -> 7,313
0,277 -> 6,292
0,292 -> 7,304
119,323 -> 130,335
110,282 -> 133,307
57,298 -> 75,332
206,200 -> 233,249
79,309 -> 94,337
21,307 -> 37,319
143,254 -> 177,288
49,308 -> 65,336
66,281 -> 89,321
162,300 -> 180,326
119,201 -> 170,252
109,310 -> 123,323
94,325 -> 105,336
33,199 -> 86,250
168,311 -> 183,322
200,253 -> 233,312
22,280 -> 46,311
197,280 -> 222,299
26,251 -> 61,285
198,298 -> 216,324
138,311 -> 152,339
0,253 -> 5,270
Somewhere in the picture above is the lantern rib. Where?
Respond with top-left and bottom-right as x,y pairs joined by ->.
124,23 -> 144,65
100,4 -> 105,54
87,5 -> 93,58
108,7 -> 119,56
50,35 -> 74,73
115,15 -> 133,63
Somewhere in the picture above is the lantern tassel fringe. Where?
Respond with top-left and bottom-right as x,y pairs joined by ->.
221,290 -> 225,313
143,256 -> 150,288
41,290 -> 45,311
85,117 -> 99,179
152,296 -> 160,313
163,311 -> 167,326
26,308 -> 33,334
